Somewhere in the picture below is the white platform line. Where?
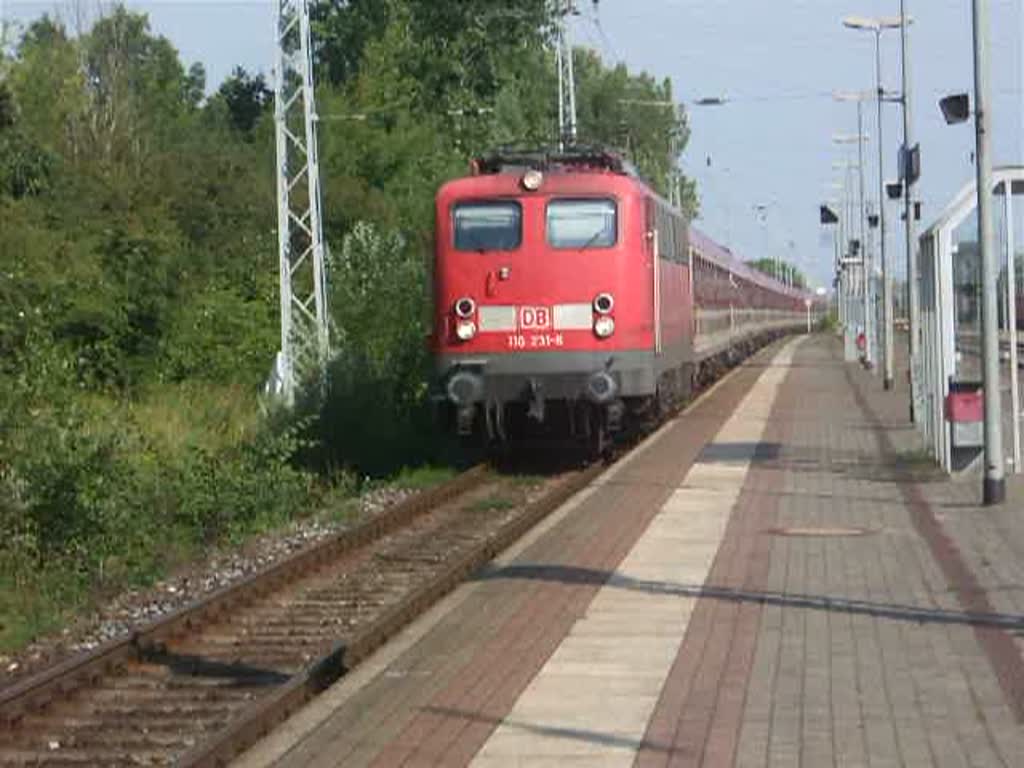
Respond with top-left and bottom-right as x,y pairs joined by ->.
470,340 -> 800,765
235,339 -> 799,768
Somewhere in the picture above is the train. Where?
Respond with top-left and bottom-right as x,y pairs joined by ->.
430,146 -> 815,451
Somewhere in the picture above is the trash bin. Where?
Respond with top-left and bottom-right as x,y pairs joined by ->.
945,380 -> 983,449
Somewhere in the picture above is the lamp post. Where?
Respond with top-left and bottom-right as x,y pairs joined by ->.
843,14 -> 904,391
937,3 -> 1005,504
899,0 -> 922,425
970,0 -> 1004,504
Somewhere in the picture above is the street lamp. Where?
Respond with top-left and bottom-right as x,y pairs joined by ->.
897,0 -> 922,425
938,1 -> 1004,504
843,13 -> 905,391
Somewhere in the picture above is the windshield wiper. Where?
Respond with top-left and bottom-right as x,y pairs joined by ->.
577,229 -> 607,253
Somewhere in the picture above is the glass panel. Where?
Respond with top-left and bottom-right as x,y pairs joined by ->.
951,206 -> 982,382
950,180 -> 1024,473
453,202 -> 522,251
547,199 -> 617,249
1008,185 -> 1024,470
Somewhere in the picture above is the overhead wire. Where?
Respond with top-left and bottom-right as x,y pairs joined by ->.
587,2 -> 623,65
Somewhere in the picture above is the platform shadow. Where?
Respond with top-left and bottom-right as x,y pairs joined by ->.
698,441 -> 782,464
419,705 -> 684,757
477,564 -> 1024,631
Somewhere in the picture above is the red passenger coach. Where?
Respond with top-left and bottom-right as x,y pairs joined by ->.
431,148 -> 691,448
431,147 -> 809,449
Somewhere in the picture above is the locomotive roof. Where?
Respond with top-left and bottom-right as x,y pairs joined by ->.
437,164 -> 647,200
472,145 -> 640,177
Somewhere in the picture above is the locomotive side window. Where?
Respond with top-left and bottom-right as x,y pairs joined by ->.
453,201 -> 522,251
546,199 -> 617,249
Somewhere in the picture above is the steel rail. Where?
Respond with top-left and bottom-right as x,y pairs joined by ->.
181,461 -> 605,768
0,465 -> 490,726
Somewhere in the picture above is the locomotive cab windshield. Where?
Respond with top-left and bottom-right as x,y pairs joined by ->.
546,198 -> 618,249
454,201 -> 522,252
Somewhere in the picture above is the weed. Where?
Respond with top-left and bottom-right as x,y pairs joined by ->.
464,495 -> 517,514
509,474 -> 545,488
393,465 -> 457,490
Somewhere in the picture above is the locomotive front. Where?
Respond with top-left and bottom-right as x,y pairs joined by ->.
431,154 -> 658,444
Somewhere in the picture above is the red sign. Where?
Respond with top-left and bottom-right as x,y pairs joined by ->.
518,306 -> 551,330
945,391 -> 983,423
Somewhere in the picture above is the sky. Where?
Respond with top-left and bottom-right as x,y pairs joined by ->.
1,0 -> 1022,290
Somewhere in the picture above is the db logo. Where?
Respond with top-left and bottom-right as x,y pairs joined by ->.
519,306 -> 551,330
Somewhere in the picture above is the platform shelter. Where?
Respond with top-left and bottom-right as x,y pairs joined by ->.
916,165 -> 1024,474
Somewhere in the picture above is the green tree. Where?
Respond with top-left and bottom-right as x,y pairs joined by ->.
215,67 -> 270,135
574,50 -> 691,207
79,7 -> 191,174
0,0 -> 704,652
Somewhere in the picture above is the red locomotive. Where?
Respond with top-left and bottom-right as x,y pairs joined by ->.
431,147 -> 811,449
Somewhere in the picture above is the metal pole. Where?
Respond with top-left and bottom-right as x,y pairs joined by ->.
875,29 -> 895,390
836,224 -> 845,328
900,0 -> 920,420
1006,189 -> 1021,473
972,0 -> 1006,505
858,101 -> 873,367
556,39 -> 566,151
565,20 -> 577,145
274,0 -> 330,404
556,1 -> 578,150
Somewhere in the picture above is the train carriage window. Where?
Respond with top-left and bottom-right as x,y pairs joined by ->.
661,206 -> 677,262
453,201 -> 522,251
547,199 -> 618,249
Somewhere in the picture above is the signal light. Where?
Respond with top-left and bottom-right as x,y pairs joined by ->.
454,297 -> 476,319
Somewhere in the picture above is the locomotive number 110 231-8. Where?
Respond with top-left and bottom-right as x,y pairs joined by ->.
507,333 -> 566,350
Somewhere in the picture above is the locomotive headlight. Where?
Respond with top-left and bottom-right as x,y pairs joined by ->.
593,293 -> 615,314
521,169 -> 544,191
454,297 -> 476,319
593,316 -> 616,339
455,320 -> 478,341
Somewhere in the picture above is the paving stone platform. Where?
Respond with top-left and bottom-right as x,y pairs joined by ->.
237,334 -> 1024,767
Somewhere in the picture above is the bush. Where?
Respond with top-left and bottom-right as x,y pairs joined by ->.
0,366 -> 315,650
298,221 -> 439,477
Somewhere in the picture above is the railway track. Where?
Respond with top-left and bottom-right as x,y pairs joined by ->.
0,326 -> 781,768
0,461 -> 604,767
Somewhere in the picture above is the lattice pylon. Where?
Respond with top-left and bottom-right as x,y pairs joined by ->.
273,0 -> 329,404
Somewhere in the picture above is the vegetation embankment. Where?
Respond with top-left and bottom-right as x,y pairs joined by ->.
0,1 -> 690,652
